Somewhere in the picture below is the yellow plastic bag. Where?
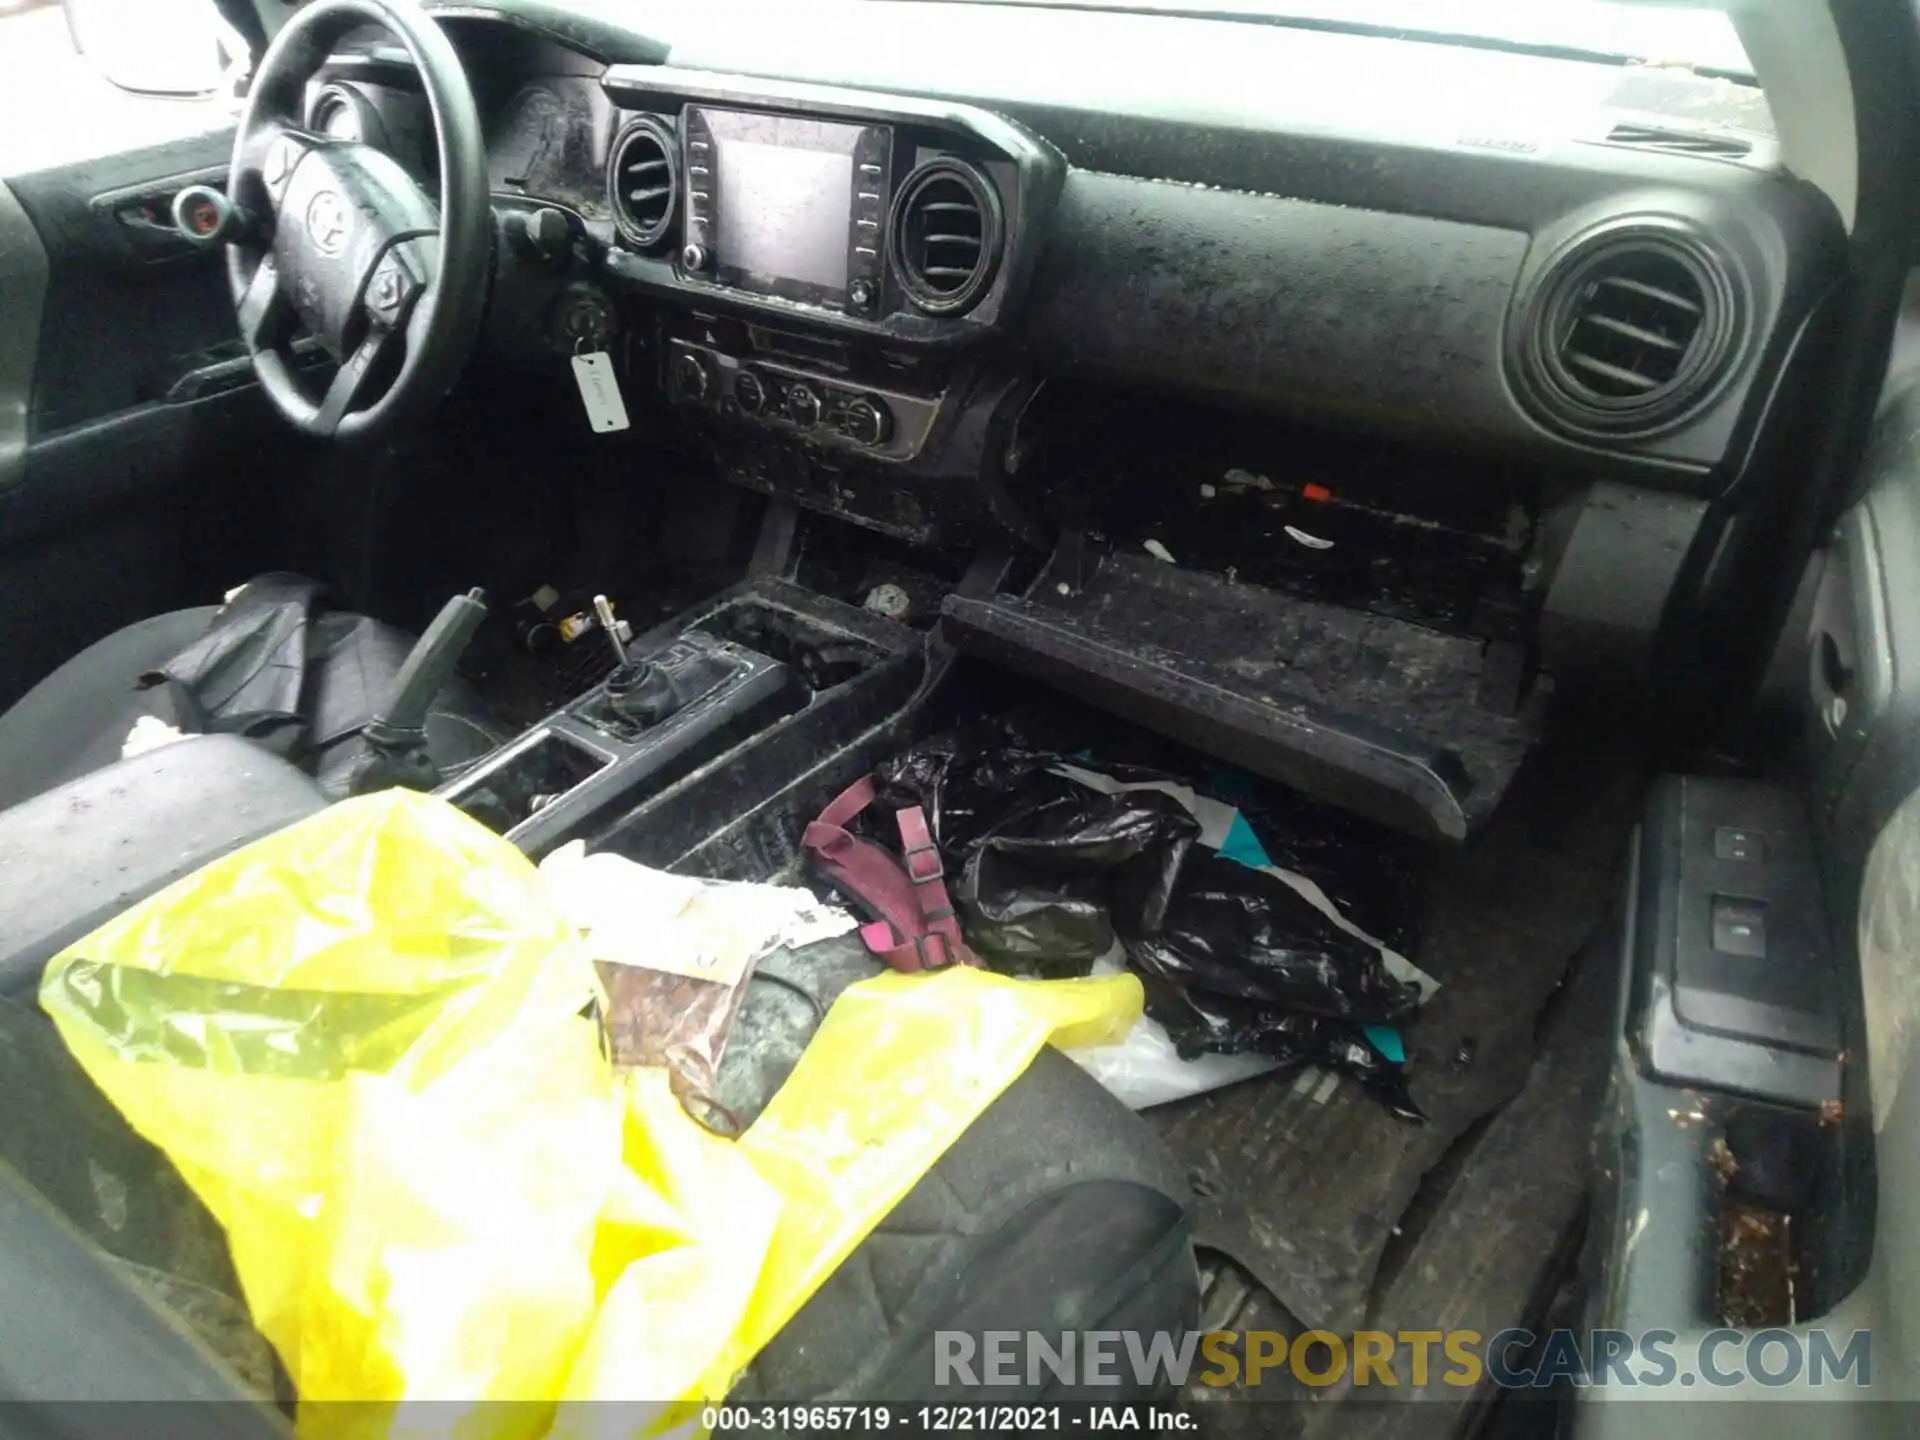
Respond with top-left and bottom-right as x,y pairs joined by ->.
40,789 -> 620,1434
40,790 -> 1142,1437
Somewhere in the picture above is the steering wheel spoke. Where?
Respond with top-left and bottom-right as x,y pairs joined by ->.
236,255 -> 293,352
316,326 -> 400,438
231,119 -> 310,220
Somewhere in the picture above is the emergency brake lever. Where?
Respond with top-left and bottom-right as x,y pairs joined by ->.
351,588 -> 490,794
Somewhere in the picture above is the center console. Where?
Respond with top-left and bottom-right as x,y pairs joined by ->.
437,576 -> 924,861
439,627 -> 797,851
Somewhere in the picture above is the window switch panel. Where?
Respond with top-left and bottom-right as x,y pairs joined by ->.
1711,896 -> 1768,959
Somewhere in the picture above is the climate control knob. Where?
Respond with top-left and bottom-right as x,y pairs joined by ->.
671,351 -> 713,403
732,370 -> 768,416
839,395 -> 893,447
785,383 -> 822,428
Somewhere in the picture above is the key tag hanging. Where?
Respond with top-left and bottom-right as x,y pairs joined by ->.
571,338 -> 630,434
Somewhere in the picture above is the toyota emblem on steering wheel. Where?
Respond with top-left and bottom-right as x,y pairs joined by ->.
305,191 -> 351,256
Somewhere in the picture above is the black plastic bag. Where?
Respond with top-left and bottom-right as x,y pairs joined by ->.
1124,851 -> 1422,1024
876,737 -> 1200,975
962,781 -> 1199,970
959,867 -> 1116,977
1140,975 -> 1426,1122
1227,778 -> 1428,957
874,730 -> 1059,851
865,725 -> 1427,1118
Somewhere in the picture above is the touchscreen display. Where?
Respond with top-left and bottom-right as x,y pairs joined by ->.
701,110 -> 863,298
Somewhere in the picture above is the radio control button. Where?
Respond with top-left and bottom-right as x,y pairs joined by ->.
733,370 -> 768,416
671,351 -> 713,402
840,395 -> 892,446
785,383 -> 822,428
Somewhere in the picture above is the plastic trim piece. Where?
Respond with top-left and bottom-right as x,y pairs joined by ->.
1539,480 -> 1711,704
1806,384 -> 1920,873
1629,775 -> 1842,1109
599,64 -> 1064,348
0,181 -> 48,493
1730,0 -> 1857,231
941,547 -> 1542,843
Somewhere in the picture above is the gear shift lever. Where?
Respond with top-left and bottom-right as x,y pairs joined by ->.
594,594 -> 629,666
593,594 -> 705,729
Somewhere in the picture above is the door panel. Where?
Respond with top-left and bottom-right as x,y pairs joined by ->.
0,131 -> 317,708
1572,386 -> 1920,1436
0,179 -> 46,496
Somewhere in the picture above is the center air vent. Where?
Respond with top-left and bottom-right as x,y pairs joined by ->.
608,118 -> 677,250
1520,227 -> 1741,439
890,158 -> 1004,316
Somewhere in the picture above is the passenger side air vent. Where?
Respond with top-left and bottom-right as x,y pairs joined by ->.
1518,227 -> 1741,439
608,118 -> 677,250
1602,122 -> 1753,160
890,158 -> 1004,316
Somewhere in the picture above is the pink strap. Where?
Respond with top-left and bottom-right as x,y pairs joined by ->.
803,775 -> 978,973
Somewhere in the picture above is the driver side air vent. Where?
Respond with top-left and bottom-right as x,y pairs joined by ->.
608,118 -> 677,250
891,158 -> 1004,316
1519,227 -> 1741,439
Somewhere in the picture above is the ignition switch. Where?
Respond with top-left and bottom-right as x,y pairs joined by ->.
551,283 -> 617,354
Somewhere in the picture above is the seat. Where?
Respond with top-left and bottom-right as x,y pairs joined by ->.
0,736 -> 332,996
0,598 -> 509,813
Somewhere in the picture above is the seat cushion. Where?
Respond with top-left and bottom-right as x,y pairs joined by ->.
0,735 -> 329,997
0,604 -> 511,811
0,607 -> 218,813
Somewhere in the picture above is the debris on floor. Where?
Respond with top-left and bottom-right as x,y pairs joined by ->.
1718,1200 -> 1799,1328
539,840 -> 856,1134
1155,724 -> 1643,1333
811,719 -> 1437,1116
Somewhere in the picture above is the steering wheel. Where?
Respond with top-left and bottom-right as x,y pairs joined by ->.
221,0 -> 489,443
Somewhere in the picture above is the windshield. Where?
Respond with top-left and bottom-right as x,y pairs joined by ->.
936,0 -> 1752,75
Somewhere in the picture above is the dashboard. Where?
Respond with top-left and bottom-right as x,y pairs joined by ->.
297,0 -> 1847,533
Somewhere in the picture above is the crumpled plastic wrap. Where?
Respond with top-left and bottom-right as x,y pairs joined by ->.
876,739 -> 1200,974
1134,975 -> 1425,1121
39,790 -> 1143,1435
1126,851 -> 1423,1024
871,723 -> 1432,1117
